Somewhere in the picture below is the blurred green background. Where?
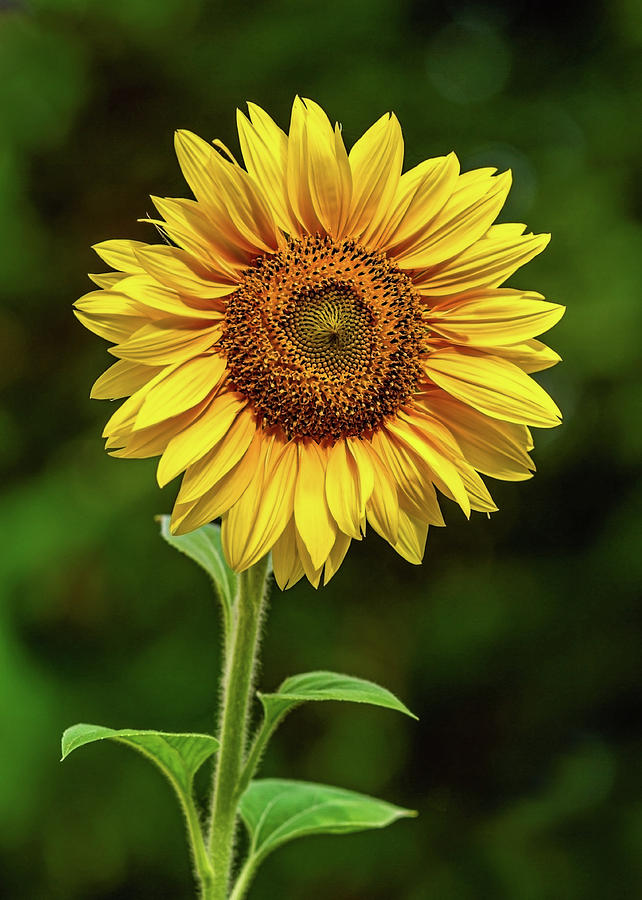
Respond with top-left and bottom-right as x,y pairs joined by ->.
1,0 -> 641,897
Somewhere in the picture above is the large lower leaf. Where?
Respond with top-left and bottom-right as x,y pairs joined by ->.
259,670 -> 417,723
62,724 -> 219,887
239,778 -> 415,863
61,724 -> 219,799
157,515 -> 237,619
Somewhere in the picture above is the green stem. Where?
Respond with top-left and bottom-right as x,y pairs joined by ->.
208,557 -> 269,900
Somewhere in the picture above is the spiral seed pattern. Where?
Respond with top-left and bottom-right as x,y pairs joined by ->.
220,234 -> 426,441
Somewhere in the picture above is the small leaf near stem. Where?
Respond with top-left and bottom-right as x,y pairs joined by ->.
207,555 -> 270,900
262,671 -> 418,719
237,671 -> 417,798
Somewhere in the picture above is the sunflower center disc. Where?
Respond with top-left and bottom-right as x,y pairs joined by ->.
281,281 -> 373,375
220,234 -> 426,441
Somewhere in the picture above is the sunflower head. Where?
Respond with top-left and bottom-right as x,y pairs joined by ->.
75,97 -> 564,589
220,234 -> 426,442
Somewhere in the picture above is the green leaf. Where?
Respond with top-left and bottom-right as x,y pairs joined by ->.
259,670 -> 418,725
157,515 -> 237,617
61,724 -> 219,799
239,778 -> 416,863
238,672 -> 417,798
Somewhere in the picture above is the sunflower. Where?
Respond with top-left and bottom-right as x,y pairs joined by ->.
75,98 -> 564,589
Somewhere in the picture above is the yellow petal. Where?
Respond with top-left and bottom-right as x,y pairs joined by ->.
294,441 -> 337,570
134,245 -> 237,301
492,339 -> 562,373
74,290 -> 151,341
372,429 -> 444,526
457,462 -> 497,513
379,153 -> 459,250
108,405 -> 206,459
345,112 -> 403,245
294,526 -> 324,589
210,138 -> 238,165
89,272 -> 129,289
237,103 -> 296,233
157,391 -> 246,487
171,431 -> 261,534
395,171 -> 512,269
385,416 -> 471,517
74,289 -> 142,314
73,309 -> 149,344
398,406 -> 485,510
115,274 -> 225,321
92,239 -> 148,273
107,425 -> 174,459
301,98 -> 352,237
135,355 -> 226,429
325,439 -> 362,539
174,129 -> 279,255
414,226 -> 550,295
223,437 -> 298,570
333,123 -> 353,236
151,196 -> 248,275
393,509 -> 428,564
419,392 -> 534,481
364,445 -> 400,545
286,96 -> 325,234
428,290 -> 565,346
179,407 -> 257,502
111,320 -> 221,366
424,348 -> 562,428
346,436 -> 375,517
271,517 -> 306,590
91,359 -> 164,400
323,530 -> 352,585
455,167 -> 498,186
102,366 -> 176,439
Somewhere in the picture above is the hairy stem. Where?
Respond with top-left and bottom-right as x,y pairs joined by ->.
207,557 -> 269,899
